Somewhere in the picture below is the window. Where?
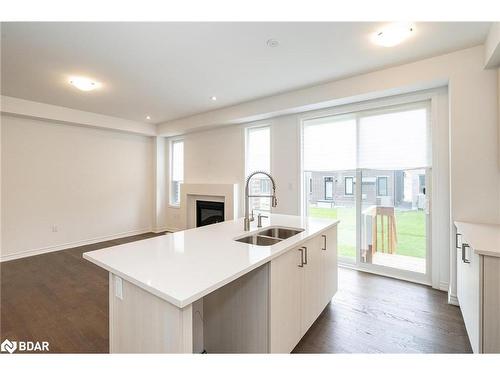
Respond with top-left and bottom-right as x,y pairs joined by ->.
376,176 -> 388,196
245,125 -> 271,211
344,176 -> 354,196
260,179 -> 271,194
419,174 -> 426,194
170,140 -> 184,206
324,177 -> 334,200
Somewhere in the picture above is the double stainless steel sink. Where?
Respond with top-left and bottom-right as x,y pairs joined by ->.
235,226 -> 304,246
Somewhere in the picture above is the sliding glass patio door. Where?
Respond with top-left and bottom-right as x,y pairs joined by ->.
303,102 -> 431,282
303,115 -> 357,263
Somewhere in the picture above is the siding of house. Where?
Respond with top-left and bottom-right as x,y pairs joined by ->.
307,170 -> 397,207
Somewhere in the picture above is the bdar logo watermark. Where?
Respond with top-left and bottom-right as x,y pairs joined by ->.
1,339 -> 17,354
1,339 -> 49,354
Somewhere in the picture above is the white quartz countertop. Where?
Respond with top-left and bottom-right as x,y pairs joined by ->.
83,214 -> 339,308
455,221 -> 500,258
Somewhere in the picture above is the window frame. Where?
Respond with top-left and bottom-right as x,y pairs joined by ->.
169,138 -> 184,207
298,90 -> 438,287
245,124 -> 271,176
324,176 -> 334,200
376,176 -> 389,197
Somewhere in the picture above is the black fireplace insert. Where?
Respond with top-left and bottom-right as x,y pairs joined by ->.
196,200 -> 225,227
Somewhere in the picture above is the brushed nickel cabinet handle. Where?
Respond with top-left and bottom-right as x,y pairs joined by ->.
298,248 -> 304,267
456,233 -> 461,249
462,243 -> 471,264
303,246 -> 308,265
322,235 -> 327,251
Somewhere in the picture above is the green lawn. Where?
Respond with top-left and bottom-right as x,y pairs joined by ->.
309,207 -> 426,259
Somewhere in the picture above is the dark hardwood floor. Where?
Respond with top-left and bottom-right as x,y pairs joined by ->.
1,234 -> 472,353
293,268 -> 472,353
0,232 -> 164,353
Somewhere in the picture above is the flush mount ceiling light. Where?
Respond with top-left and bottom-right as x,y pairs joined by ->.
146,115 -> 151,120
266,39 -> 279,48
210,96 -> 217,101
372,22 -> 415,47
68,76 -> 101,91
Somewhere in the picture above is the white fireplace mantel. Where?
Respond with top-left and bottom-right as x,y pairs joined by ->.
179,183 -> 239,229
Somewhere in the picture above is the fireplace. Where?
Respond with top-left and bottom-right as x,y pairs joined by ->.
196,200 -> 225,227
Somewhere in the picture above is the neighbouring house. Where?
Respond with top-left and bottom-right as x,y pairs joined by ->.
305,169 -> 426,210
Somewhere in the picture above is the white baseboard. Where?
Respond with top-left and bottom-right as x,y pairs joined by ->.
164,227 -> 183,232
439,281 -> 449,292
0,228 -> 152,262
152,227 -> 169,233
448,293 -> 459,306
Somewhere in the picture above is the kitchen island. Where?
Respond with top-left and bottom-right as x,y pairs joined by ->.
83,214 -> 339,353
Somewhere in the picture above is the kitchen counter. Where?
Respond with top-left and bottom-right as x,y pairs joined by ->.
83,214 -> 339,308
455,221 -> 500,258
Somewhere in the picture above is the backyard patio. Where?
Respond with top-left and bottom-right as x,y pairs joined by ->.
309,207 -> 426,272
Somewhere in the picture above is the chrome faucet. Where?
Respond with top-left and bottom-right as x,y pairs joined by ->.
244,171 -> 278,231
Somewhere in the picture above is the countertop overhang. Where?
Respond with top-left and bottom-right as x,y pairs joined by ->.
83,214 -> 339,308
455,221 -> 500,258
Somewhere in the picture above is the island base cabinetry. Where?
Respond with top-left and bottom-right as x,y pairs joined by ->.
109,274 -> 196,353
269,225 -> 338,353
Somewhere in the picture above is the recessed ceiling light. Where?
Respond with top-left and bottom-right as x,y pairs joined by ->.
69,76 -> 101,91
372,22 -> 415,47
146,115 -> 151,120
210,96 -> 217,101
267,39 -> 279,48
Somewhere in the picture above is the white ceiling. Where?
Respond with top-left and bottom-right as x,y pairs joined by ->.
0,22 -> 491,124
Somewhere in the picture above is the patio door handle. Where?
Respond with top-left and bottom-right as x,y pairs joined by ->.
462,243 -> 471,264
322,235 -> 327,250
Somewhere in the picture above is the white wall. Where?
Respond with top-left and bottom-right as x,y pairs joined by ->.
485,22 -> 500,68
152,136 -> 168,232
271,115 -> 301,216
1,115 -> 154,260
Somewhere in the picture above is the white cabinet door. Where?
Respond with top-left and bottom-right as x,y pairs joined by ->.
269,246 -> 303,353
322,226 -> 338,306
457,243 -> 481,353
300,236 -> 323,336
269,228 -> 338,353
